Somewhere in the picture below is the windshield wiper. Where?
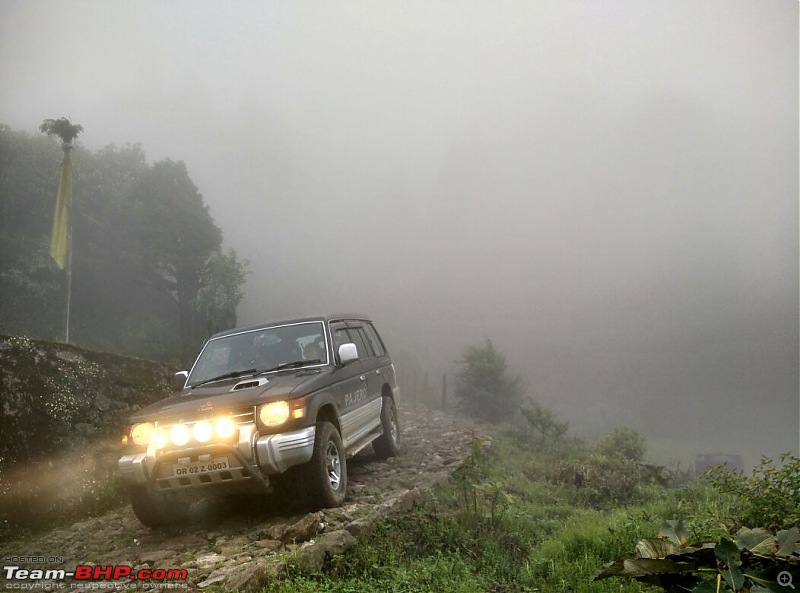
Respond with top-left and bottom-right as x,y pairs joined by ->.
259,360 -> 324,374
191,368 -> 257,389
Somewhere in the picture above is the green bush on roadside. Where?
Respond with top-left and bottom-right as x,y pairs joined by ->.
703,453 -> 800,530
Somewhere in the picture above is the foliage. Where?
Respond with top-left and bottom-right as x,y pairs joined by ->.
565,426 -> 663,509
199,248 -> 250,337
122,158 -> 226,358
0,235 -> 63,337
0,124 -> 249,363
262,431 -> 677,593
703,454 -> 800,530
673,481 -> 738,542
596,426 -> 646,462
575,454 -> 647,508
595,519 -> 800,592
454,338 -> 523,423
520,399 -> 569,448
451,436 -> 512,527
39,117 -> 83,147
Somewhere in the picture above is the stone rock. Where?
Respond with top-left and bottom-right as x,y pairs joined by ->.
279,512 -> 323,544
197,568 -> 228,588
297,530 -> 357,572
195,553 -> 227,569
218,535 -> 250,556
252,539 -> 282,552
223,559 -> 266,591
94,394 -> 112,411
55,350 -> 84,363
343,517 -> 373,537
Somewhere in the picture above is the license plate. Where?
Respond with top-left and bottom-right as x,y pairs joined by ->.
172,457 -> 229,477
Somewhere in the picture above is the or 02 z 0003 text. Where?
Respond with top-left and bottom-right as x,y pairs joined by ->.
174,461 -> 228,475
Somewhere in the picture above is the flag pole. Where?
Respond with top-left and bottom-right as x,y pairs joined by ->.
65,223 -> 72,344
40,117 -> 82,345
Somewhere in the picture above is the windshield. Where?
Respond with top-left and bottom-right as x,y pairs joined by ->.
187,321 -> 328,387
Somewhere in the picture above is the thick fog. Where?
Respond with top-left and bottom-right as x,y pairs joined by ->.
1,1 -> 797,467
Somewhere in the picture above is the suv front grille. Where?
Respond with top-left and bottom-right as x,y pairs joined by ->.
155,405 -> 255,429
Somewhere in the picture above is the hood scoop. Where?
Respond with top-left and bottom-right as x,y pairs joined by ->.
231,376 -> 268,391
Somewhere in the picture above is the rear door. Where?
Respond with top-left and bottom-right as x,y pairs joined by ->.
345,321 -> 386,426
329,321 -> 368,448
344,321 -> 387,445
357,322 -> 393,397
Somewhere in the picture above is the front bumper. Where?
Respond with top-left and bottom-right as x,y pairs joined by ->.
118,425 -> 316,492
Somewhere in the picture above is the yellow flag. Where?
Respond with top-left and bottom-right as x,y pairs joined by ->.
49,148 -> 72,269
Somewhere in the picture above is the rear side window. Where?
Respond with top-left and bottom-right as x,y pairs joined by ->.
346,326 -> 370,359
362,323 -> 386,357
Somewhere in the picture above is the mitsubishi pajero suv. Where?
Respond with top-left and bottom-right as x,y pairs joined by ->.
118,315 -> 400,526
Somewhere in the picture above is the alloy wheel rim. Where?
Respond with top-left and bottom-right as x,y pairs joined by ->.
325,441 -> 341,490
389,409 -> 398,442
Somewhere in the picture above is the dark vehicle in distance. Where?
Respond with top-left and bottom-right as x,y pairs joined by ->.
118,315 -> 401,527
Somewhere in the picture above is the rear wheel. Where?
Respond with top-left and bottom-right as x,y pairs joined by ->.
298,421 -> 347,508
372,396 -> 400,459
129,485 -> 187,527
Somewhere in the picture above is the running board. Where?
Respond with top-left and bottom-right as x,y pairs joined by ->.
346,426 -> 383,459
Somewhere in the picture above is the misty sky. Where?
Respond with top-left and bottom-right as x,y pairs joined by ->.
1,1 -> 797,466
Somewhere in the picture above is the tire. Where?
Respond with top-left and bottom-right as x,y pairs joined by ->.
129,485 -> 187,527
372,396 -> 401,459
298,421 -> 347,509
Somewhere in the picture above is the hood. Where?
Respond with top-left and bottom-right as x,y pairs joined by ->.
128,367 -> 330,423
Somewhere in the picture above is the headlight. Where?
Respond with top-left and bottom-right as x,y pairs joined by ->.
169,424 -> 191,447
215,417 -> 237,439
193,421 -> 213,442
151,428 -> 168,449
130,422 -> 155,446
259,401 -> 290,427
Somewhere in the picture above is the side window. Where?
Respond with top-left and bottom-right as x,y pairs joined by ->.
331,323 -> 349,354
363,323 -> 386,357
346,327 -> 369,359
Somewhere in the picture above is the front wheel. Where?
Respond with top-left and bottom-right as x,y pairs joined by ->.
298,421 -> 347,509
372,396 -> 400,459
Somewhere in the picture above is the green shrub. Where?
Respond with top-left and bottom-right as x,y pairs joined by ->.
570,426 -> 663,508
596,426 -> 645,462
454,339 -> 523,424
519,400 -> 569,449
703,453 -> 800,529
672,481 -> 737,541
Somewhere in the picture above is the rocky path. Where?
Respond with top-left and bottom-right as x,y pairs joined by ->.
1,404 -> 482,592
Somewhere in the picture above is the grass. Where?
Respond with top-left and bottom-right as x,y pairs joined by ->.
257,430 -> 719,593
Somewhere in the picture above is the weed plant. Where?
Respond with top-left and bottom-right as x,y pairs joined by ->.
702,454 -> 800,530
264,431 -> 680,593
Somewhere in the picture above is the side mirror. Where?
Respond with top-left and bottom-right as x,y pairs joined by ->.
172,371 -> 188,391
338,343 -> 358,365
